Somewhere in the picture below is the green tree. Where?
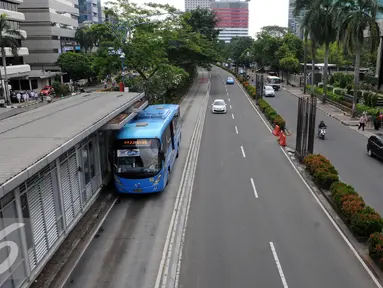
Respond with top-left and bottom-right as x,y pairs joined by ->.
183,7 -> 220,41
75,26 -> 94,53
338,0 -> 383,116
316,42 -> 352,66
280,54 -> 300,79
105,1 -> 219,101
90,47 -> 121,80
260,26 -> 289,38
228,36 -> 253,73
0,13 -> 23,104
57,52 -> 93,81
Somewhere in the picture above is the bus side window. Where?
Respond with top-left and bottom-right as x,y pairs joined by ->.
162,132 -> 167,154
166,125 -> 172,145
170,121 -> 175,149
173,109 -> 180,129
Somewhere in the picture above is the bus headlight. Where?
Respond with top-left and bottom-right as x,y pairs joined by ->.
154,173 -> 162,185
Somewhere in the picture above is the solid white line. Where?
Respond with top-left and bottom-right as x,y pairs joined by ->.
240,146 -> 246,158
250,178 -> 258,198
270,242 -> 288,288
232,113 -> 234,119
235,126 -> 238,134
217,68 -> 383,288
155,73 -> 210,288
229,105 -> 232,109
228,98 -> 230,102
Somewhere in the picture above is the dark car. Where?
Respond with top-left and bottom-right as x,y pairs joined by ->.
367,133 -> 383,160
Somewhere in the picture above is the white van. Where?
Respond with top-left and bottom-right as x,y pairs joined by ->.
266,76 -> 281,91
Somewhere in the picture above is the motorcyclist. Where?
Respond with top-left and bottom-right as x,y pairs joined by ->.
318,120 -> 326,129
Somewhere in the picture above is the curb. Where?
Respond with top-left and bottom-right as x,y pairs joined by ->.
6,101 -> 40,109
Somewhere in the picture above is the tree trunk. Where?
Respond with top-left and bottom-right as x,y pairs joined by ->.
352,42 -> 361,118
1,49 -> 9,105
322,43 -> 330,104
303,35 -> 308,94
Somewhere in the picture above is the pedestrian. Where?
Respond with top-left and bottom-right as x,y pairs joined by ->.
16,92 -> 21,103
367,113 -> 373,129
22,92 -> 27,103
358,112 -> 367,131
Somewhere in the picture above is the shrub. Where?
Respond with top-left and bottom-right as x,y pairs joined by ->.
257,99 -> 269,111
265,106 -> 276,119
333,88 -> 342,95
340,194 -> 365,221
329,75 -> 335,85
303,154 -> 337,175
330,182 -> 358,208
273,115 -> 285,130
369,232 -> 383,261
339,76 -> 347,88
346,84 -> 352,92
313,168 -> 339,190
350,206 -> 383,238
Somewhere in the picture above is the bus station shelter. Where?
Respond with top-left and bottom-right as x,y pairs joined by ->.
0,91 -> 148,288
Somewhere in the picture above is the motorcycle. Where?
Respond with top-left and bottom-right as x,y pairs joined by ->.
46,95 -> 52,103
318,127 -> 326,140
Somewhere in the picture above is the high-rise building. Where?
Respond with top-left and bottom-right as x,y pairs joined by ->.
78,0 -> 102,24
211,0 -> 249,43
185,0 -> 213,11
288,0 -> 304,39
19,0 -> 79,71
0,0 -> 31,84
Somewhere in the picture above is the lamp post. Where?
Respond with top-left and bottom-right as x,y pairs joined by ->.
120,53 -> 125,91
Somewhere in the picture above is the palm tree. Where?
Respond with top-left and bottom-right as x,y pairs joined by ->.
75,27 -> 94,53
337,0 -> 383,117
0,13 -> 23,104
310,0 -> 338,103
300,13 -> 320,93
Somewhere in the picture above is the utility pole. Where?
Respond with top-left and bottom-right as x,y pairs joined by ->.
303,33 -> 308,94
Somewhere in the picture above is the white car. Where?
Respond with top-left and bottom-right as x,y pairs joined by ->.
211,99 -> 227,113
263,85 -> 275,97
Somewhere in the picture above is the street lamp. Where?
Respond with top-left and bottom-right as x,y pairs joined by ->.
120,53 -> 126,90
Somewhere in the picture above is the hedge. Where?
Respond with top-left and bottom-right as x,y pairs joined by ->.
257,99 -> 286,130
303,154 -> 383,242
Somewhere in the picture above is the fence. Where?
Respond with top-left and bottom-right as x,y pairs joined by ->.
295,96 -> 317,162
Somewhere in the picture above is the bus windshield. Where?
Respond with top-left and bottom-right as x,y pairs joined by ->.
269,77 -> 281,84
114,138 -> 162,178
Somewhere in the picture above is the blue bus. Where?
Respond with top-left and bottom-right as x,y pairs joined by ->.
112,104 -> 181,193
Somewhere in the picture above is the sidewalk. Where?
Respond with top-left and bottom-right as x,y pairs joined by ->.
282,85 -> 376,138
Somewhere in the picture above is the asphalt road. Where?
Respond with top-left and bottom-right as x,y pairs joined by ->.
62,71 -> 210,288
263,88 -> 383,216
178,67 -> 378,288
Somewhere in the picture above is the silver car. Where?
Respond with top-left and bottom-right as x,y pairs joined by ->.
211,99 -> 227,113
263,85 -> 275,97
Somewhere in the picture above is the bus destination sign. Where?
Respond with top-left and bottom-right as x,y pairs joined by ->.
123,139 -> 152,146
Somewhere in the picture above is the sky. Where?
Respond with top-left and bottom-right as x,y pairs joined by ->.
102,0 -> 289,38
